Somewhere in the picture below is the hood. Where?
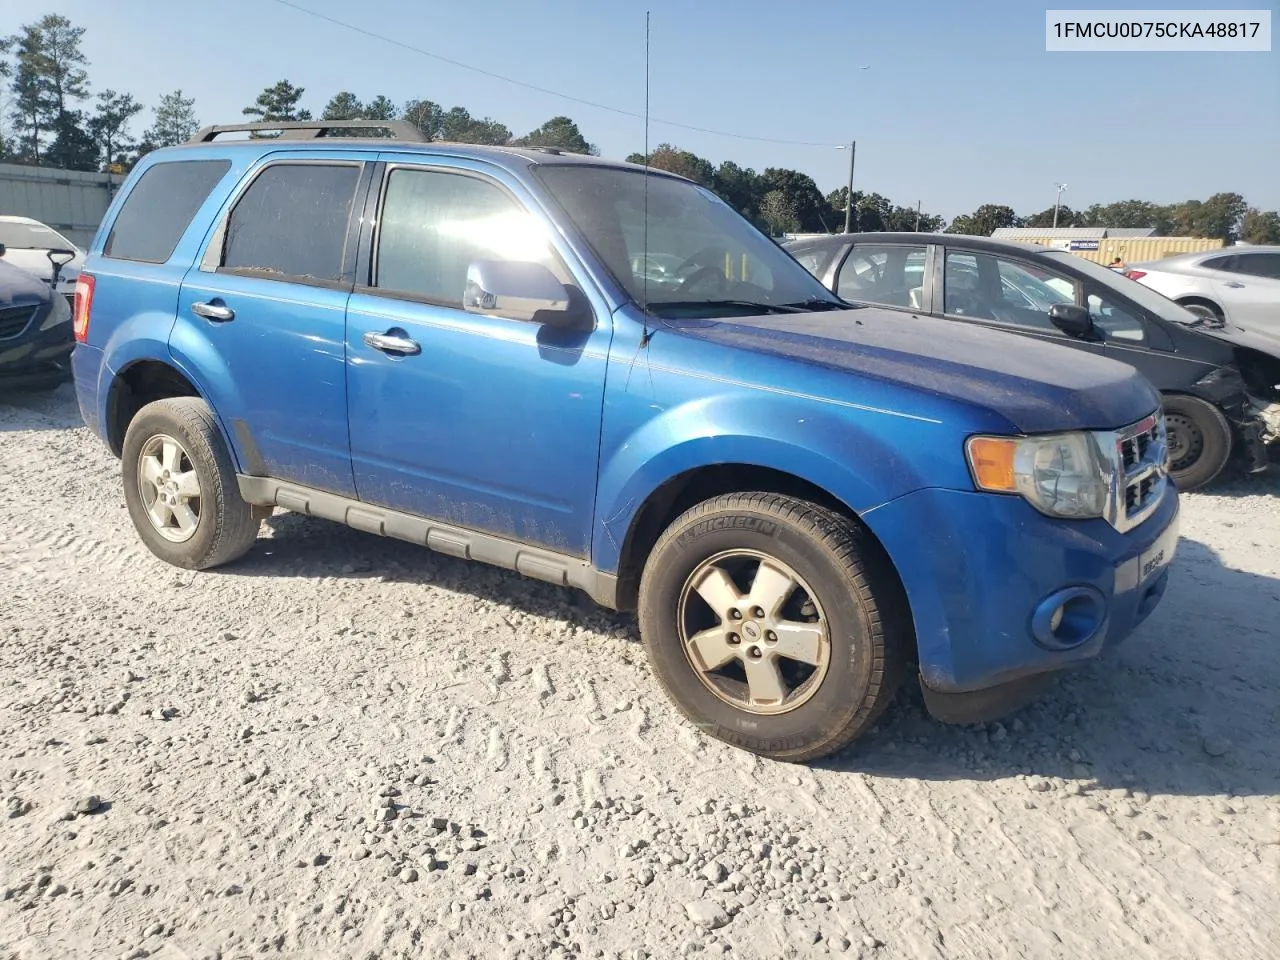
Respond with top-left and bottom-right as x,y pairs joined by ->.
1184,318 -> 1280,357
0,258 -> 53,305
671,307 -> 1161,434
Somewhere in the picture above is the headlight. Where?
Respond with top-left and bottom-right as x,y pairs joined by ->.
38,293 -> 72,331
965,432 -> 1109,518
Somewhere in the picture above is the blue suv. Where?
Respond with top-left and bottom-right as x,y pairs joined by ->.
72,120 -> 1180,762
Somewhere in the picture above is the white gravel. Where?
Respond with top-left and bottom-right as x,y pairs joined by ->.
2,383 -> 1278,960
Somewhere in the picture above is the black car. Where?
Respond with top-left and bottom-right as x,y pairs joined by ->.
785,232 -> 1280,490
0,245 -> 75,392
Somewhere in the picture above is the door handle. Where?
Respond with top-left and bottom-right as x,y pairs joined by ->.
1224,281 -> 1245,288
192,300 -> 235,322
362,330 -> 421,356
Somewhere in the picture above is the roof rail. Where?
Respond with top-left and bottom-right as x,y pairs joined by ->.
189,120 -> 428,143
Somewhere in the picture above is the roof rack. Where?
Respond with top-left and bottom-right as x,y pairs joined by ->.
189,120 -> 428,143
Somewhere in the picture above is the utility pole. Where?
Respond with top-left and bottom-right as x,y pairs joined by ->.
837,141 -> 856,233
1053,182 -> 1068,228
915,200 -> 922,231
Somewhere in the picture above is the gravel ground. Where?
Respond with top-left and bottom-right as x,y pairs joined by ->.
2,383 -> 1278,960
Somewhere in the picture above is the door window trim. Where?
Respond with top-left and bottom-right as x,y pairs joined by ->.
354,161 -> 596,331
197,158 -> 372,292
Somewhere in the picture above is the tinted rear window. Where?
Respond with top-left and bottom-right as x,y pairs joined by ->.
104,159 -> 231,263
221,163 -> 361,283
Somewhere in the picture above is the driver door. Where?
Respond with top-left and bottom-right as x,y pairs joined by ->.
343,156 -> 613,556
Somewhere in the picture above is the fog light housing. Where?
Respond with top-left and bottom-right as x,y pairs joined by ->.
1031,586 -> 1107,651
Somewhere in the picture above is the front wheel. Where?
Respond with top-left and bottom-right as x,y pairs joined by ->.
1163,394 -> 1233,491
121,397 -> 261,569
638,493 -> 908,762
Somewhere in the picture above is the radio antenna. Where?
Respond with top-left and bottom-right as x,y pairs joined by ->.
640,10 -> 653,345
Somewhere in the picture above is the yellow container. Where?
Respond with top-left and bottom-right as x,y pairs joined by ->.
1073,237 -> 1224,265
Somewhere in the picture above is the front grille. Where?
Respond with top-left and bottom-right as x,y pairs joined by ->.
1101,412 -> 1168,533
0,304 -> 39,340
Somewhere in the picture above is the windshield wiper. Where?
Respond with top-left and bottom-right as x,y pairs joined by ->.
781,298 -> 849,312
648,299 -> 809,315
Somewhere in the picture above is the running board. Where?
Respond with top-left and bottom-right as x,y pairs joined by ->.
237,475 -> 619,609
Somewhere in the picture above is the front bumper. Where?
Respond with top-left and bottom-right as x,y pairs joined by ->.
862,484 -> 1180,698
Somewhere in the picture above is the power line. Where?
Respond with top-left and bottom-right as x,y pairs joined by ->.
264,0 -> 837,148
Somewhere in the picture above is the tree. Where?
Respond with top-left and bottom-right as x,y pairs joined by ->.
142,89 -> 199,149
439,106 -> 509,145
758,168 -> 834,233
713,161 -> 760,219
44,108 -> 97,170
403,98 -> 445,139
321,91 -> 363,120
1077,200 -> 1164,230
5,25 -> 55,161
363,95 -> 398,121
759,190 -> 800,235
512,115 -> 596,155
947,204 -> 1021,236
1240,208 -> 1280,245
1168,192 -> 1248,242
89,89 -> 143,171
243,80 -> 311,125
626,143 -> 715,186
1024,205 -> 1078,228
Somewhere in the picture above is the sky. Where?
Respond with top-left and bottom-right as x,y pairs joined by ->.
8,0 -> 1279,220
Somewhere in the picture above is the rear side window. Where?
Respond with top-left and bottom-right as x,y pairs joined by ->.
221,163 -> 361,283
1228,253 -> 1280,280
103,159 -> 230,263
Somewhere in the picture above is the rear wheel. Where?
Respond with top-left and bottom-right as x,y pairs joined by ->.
638,492 -> 908,762
121,397 -> 261,569
1163,394 -> 1233,490
1177,298 -> 1223,323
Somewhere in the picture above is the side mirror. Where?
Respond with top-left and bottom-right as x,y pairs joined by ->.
463,260 -> 589,328
1048,303 -> 1094,338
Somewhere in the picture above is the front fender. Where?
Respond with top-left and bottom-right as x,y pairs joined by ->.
591,391 -> 968,573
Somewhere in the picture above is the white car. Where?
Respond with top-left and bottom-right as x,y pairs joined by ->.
0,215 -> 85,301
1125,246 -> 1280,339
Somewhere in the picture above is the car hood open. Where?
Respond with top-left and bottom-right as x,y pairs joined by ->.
671,307 -> 1162,434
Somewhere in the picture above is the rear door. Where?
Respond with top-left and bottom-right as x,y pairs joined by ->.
1209,252 -> 1280,329
173,152 -> 373,497
342,154 -> 612,556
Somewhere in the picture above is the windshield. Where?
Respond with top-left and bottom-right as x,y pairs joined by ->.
535,165 -> 842,318
0,220 -> 74,251
1041,250 -> 1204,324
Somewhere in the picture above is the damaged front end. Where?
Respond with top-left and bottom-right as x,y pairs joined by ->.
1187,363 -> 1272,473
1235,345 -> 1280,465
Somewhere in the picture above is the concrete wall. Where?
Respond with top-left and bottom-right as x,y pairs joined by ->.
0,163 -> 117,249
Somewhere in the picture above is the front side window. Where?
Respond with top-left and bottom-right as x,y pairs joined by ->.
945,250 -> 1074,332
1087,290 -> 1146,342
105,159 -> 231,263
221,163 -> 361,282
535,165 -> 841,318
837,244 -> 926,309
373,167 -> 559,307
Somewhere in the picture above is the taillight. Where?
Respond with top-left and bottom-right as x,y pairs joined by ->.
1124,270 -> 1146,281
73,273 -> 95,343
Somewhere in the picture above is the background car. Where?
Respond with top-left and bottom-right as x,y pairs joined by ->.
1124,246 -> 1280,338
786,232 -> 1280,490
0,215 -> 85,305
0,250 -> 74,392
